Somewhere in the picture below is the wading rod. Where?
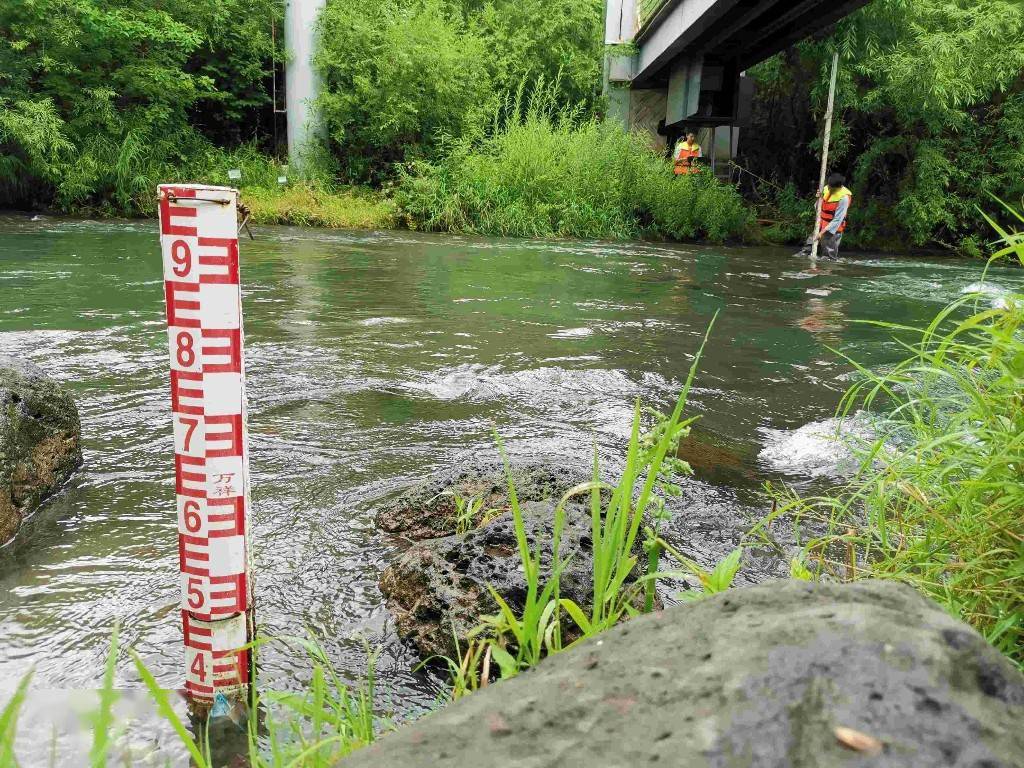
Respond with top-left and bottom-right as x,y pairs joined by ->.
810,52 -> 840,264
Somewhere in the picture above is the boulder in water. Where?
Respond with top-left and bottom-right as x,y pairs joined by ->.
351,580 -> 1024,767
380,499 -> 650,661
375,460 -> 594,541
0,357 -> 82,545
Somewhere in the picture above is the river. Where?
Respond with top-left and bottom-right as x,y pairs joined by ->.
1,216 -> 1021,759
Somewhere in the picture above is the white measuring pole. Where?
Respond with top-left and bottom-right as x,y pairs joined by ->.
158,184 -> 253,717
810,52 -> 840,264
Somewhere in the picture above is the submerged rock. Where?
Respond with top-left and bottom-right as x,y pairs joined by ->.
351,580 -> 1024,768
380,499 -> 648,661
0,357 -> 82,545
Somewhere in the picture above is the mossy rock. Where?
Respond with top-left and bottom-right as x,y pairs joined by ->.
375,460 -> 595,542
0,357 -> 82,545
380,499 -> 652,661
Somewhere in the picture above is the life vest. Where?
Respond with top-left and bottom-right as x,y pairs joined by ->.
674,141 -> 701,175
819,186 -> 852,233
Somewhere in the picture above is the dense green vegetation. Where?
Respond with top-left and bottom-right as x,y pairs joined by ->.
396,91 -> 751,241
0,630 -> 382,767
315,0 -> 604,185
744,0 -> 1024,252
0,0 -> 280,215
4,0 -> 1020,252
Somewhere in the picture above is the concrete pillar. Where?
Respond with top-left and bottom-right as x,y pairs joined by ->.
629,89 -> 669,151
605,0 -> 638,44
667,57 -> 702,127
285,0 -> 327,167
604,0 -> 639,130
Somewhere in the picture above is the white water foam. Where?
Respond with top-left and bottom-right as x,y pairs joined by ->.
759,413 -> 877,479
961,281 -> 1014,309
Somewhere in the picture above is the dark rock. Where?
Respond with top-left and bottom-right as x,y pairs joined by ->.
376,460 -> 593,541
380,500 -> 648,661
350,581 -> 1024,768
0,357 -> 82,545
376,458 -> 788,660
677,427 -> 761,488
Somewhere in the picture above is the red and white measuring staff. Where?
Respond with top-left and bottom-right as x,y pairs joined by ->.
158,184 -> 253,713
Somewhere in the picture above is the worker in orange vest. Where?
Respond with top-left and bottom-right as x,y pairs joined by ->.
673,132 -> 702,176
813,173 -> 853,259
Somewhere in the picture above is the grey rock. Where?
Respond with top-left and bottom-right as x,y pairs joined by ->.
351,580 -> 1024,768
376,460 -> 594,541
0,356 -> 82,545
380,500 -> 650,661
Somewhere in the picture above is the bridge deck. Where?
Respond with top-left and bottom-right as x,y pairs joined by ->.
627,0 -> 870,86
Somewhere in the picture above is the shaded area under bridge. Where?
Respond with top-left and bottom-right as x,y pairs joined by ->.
605,0 -> 871,163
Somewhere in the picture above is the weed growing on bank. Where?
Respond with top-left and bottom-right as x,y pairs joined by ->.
243,185 -> 396,231
752,208 -> 1024,666
0,631 -> 382,766
755,293 -> 1024,665
395,88 -> 752,242
170,145 -> 397,231
444,315 -> 722,684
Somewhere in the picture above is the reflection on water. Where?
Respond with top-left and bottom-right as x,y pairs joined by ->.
1,216 -> 1022,754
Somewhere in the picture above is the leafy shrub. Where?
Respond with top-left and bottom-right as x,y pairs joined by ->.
314,0 -> 605,185
315,0 -> 495,184
470,0 -> 604,110
760,183 -> 816,245
244,185 -> 396,230
396,90 -> 752,242
0,0 -> 280,215
638,166 -> 753,243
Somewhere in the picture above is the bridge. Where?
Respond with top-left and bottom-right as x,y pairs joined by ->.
605,0 -> 871,156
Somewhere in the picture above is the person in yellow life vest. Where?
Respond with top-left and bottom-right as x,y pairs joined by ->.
673,132 -> 702,175
813,172 -> 852,259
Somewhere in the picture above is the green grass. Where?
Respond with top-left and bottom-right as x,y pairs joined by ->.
396,87 -> 752,243
0,631 -> 382,767
458,314 -> 718,683
14,138 -> 397,232
250,638 -> 379,766
166,144 -> 397,231
0,670 -> 31,766
242,185 -> 396,231
751,202 -> 1024,666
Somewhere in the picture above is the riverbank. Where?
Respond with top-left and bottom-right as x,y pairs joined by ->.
243,184 -> 398,231
3,187 -> 985,260
1,111 -> 754,245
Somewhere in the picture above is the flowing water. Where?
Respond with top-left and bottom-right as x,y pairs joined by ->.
1,216 -> 1022,759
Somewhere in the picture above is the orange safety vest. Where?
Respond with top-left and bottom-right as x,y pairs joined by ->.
819,186 -> 852,233
674,141 -> 701,175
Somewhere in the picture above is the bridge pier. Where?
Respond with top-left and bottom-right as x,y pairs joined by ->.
606,85 -> 668,152
284,0 -> 327,167
606,51 -> 744,173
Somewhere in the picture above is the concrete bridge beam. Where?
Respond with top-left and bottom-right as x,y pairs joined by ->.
634,0 -> 740,87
